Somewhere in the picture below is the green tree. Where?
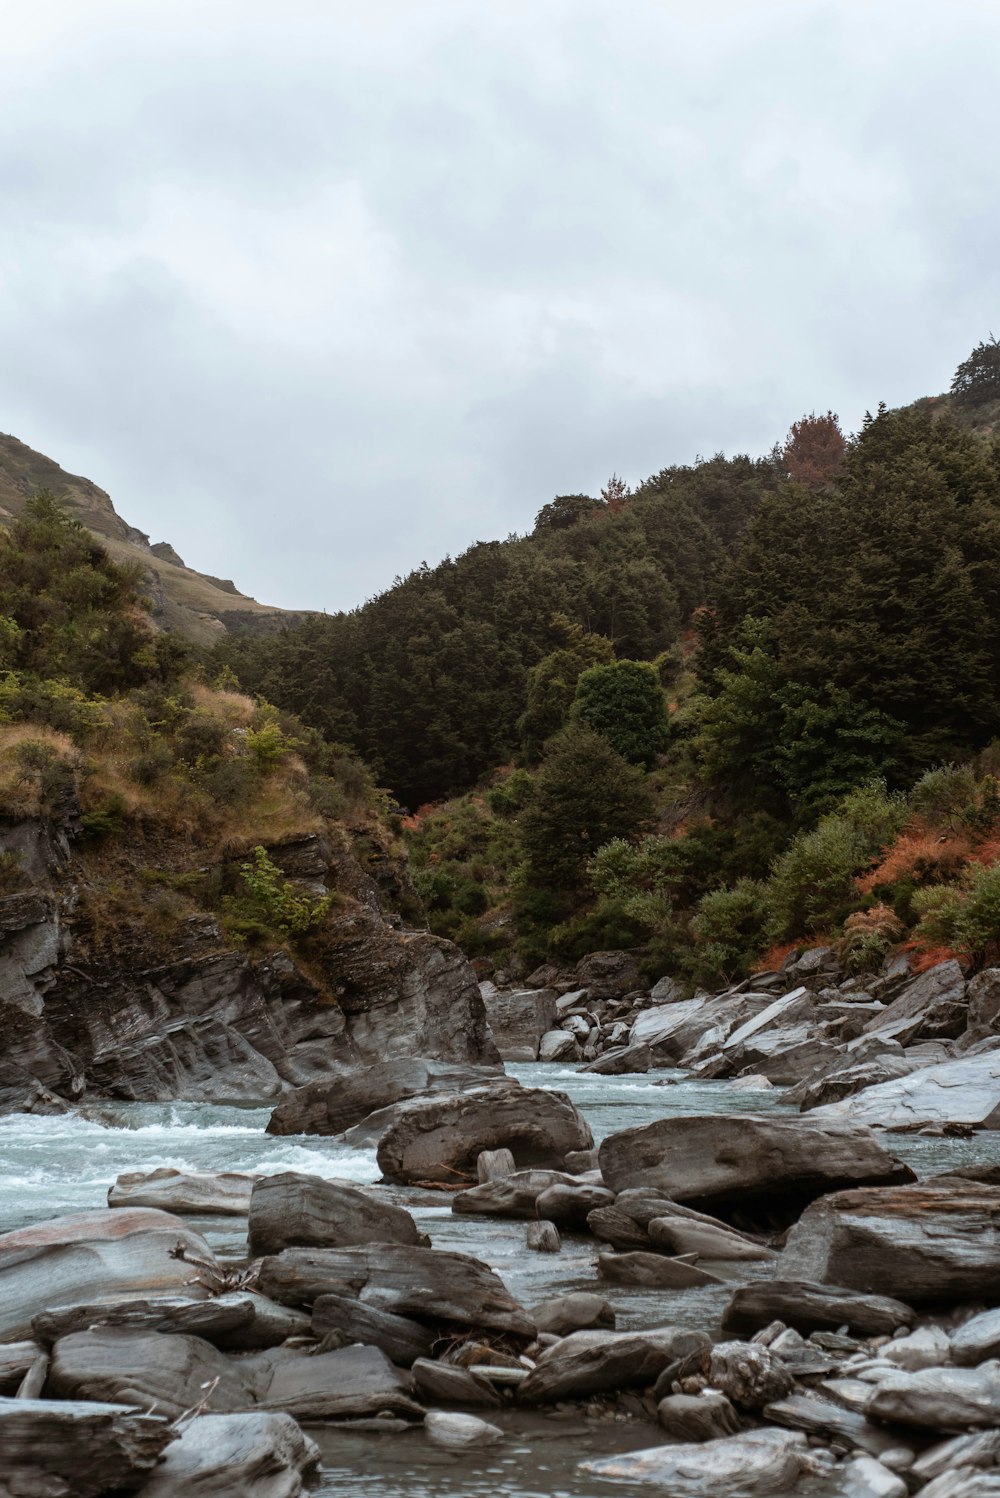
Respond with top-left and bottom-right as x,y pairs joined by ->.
572,659 -> 669,765
951,336 -> 1000,411
518,617 -> 613,760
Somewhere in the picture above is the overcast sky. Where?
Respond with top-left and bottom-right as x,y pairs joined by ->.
2,1 -> 998,612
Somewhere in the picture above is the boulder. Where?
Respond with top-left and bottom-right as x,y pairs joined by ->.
952,1308 -> 1000,1366
646,1215 -> 775,1262
578,1042 -> 651,1075
376,1085 -> 593,1185
0,1208 -> 218,1343
258,1343 -> 424,1421
722,1280 -> 915,1338
708,1342 -> 793,1409
410,1358 -> 502,1407
424,1410 -> 503,1449
311,1293 -> 433,1365
477,1147 -> 515,1181
47,1327 -> 250,1416
247,1172 -> 421,1256
793,1054 -> 927,1111
630,998 -> 706,1052
265,1058 -> 507,1137
0,1342 -> 41,1393
911,1430 -> 1000,1484
779,1183 -> 1000,1301
882,1325 -> 952,1371
649,975 -> 687,1004
257,1244 -> 534,1338
864,1366 -> 1000,1433
597,1251 -> 723,1288
534,1182 -> 615,1226
720,988 -> 814,1057
518,1326 -> 709,1404
578,1427 -> 808,1494
762,1390 -> 905,1457
526,1220 -> 561,1252
598,1114 -> 913,1215
0,1397 -> 172,1498
537,1029 -> 577,1062
32,1293 -> 291,1349
863,960 -> 968,1041
833,1456 -> 908,1497
968,968 -> 1000,1033
586,1204 -> 653,1249
531,1292 -> 615,1337
574,950 -> 640,998
452,1169 -> 580,1219
658,1391 -> 741,1441
136,1411 -> 320,1497
810,1053 -> 1000,1130
478,984 -> 557,1060
108,1167 -> 258,1215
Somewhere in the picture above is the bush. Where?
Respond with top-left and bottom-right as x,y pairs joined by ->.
227,846 -> 332,939
688,878 -> 770,984
840,904 -> 904,975
573,660 -> 669,766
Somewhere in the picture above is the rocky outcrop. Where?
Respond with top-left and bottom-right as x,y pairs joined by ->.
0,819 -> 499,1111
137,1411 -> 320,1497
265,1057 -> 505,1136
478,983 -> 557,1060
810,1052 -> 1000,1130
0,1398 -> 172,1498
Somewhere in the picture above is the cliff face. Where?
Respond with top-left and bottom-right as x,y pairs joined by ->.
0,817 -> 499,1114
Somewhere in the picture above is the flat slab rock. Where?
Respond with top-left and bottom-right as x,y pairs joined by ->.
47,1326 -> 251,1417
597,1250 -> 724,1288
811,1051 -> 1000,1131
32,1292 -> 303,1349
0,1396 -> 171,1498
779,1183 -> 1000,1302
0,1208 -> 218,1343
723,1280 -> 915,1337
311,1292 -> 434,1366
598,1113 -> 913,1211
518,1326 -> 709,1404
257,1243 -> 534,1337
265,1058 -> 508,1137
248,1171 -> 422,1255
108,1167 -> 259,1215
138,1411 -> 320,1498
451,1169 -> 582,1219
376,1084 -> 593,1185
579,1426 -> 809,1494
864,1366 -> 1000,1433
257,1343 -> 425,1421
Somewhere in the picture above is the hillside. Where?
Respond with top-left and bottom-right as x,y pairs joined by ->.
0,432 -> 293,646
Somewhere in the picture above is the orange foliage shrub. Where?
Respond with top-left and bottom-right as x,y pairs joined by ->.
856,829 -> 971,894
752,940 -> 799,974
901,940 -> 971,974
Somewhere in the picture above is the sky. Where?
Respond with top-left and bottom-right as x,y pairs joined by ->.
1,1 -> 999,613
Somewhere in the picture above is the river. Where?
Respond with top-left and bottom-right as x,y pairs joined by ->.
2,1064 -> 997,1495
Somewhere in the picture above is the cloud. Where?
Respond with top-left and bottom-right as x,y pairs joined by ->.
0,0 -> 998,610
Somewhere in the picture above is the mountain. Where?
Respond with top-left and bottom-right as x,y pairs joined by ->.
0,432 -> 295,646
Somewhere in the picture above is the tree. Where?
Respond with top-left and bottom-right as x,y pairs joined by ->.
783,411 -> 847,490
601,473 -> 631,515
573,659 -> 669,765
533,494 -> 605,532
519,728 -> 655,893
951,336 -> 1000,411
518,617 -> 613,760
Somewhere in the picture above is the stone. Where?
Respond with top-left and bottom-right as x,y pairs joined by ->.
47,1327 -> 250,1417
452,1169 -> 580,1219
0,1398 -> 172,1498
564,1147 -> 599,1173
310,1294 -> 433,1365
410,1358 -> 502,1408
646,1215 -> 775,1262
762,1390 -> 906,1457
537,1029 -> 577,1062
0,1342 -> 41,1393
578,1428 -> 808,1494
33,1293 -> 264,1348
708,1342 -> 793,1409
912,1431 -> 1000,1483
630,998 -> 706,1052
578,1041 -> 652,1074
722,1281 -> 915,1338
534,1182 -> 615,1226
597,1251 -> 723,1287
657,1391 -> 741,1441
247,1172 -> 421,1256
0,1208 -> 218,1343
882,1325 -> 952,1371
257,1244 -> 534,1338
424,1410 -> 503,1449
779,1183 -> 1000,1302
530,1293 -> 615,1337
518,1326 -> 709,1404
479,984 -> 557,1060
598,1114 -> 913,1214
586,1204 -> 652,1249
793,1053 -> 927,1111
721,988 -> 814,1054
835,1456 -> 908,1498
137,1411 -> 320,1497
258,1343 -> 424,1420
649,975 -> 687,1004
811,1053 -> 1000,1130
476,1147 -> 515,1181
951,1307 -> 1000,1366
526,1220 -> 561,1252
968,968 -> 1000,1032
574,950 -> 640,999
863,960 -> 968,1041
266,1058 -> 507,1137
864,1366 -> 1000,1432
376,1085 -> 593,1185
108,1167 -> 258,1215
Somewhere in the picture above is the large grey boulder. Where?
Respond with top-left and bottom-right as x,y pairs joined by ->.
257,1343 -> 424,1421
0,1208 -> 218,1343
32,1293 -> 306,1350
530,1292 -> 615,1336
864,1366 -> 1000,1433
574,949 -> 640,998
519,1326 -> 709,1404
410,1357 -> 502,1407
810,1052 -> 1000,1130
247,1171 -> 421,1256
722,1280 -> 914,1337
597,1251 -> 723,1288
479,984 -> 557,1060
792,1053 -> 928,1111
47,1327 -> 250,1416
452,1169 -> 581,1219
579,1427 -> 808,1493
951,1308 -> 1000,1367
537,1028 -> 577,1062
579,1041 -> 652,1075
0,1397 -> 171,1498
257,1244 -> 534,1337
863,959 -> 968,1041
968,968 -> 1000,1033
108,1167 -> 258,1215
646,1214 -> 775,1262
137,1411 -> 320,1498
779,1183 -> 1000,1301
598,1114 -> 913,1213
265,1057 -> 507,1136
310,1293 -> 433,1365
630,998 -> 707,1053
424,1410 -> 503,1449
376,1085 -> 593,1185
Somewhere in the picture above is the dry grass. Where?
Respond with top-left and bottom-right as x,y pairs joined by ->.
188,682 -> 256,726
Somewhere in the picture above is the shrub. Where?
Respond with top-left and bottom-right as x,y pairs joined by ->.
228,846 -> 332,938
840,903 -> 904,974
572,659 -> 669,766
689,878 -> 770,984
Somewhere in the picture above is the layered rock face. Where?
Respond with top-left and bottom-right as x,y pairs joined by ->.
0,818 -> 498,1112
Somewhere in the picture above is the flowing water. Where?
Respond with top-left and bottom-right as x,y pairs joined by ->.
2,1063 -> 999,1495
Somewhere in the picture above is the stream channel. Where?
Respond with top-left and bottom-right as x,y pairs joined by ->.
2,1063 -> 998,1496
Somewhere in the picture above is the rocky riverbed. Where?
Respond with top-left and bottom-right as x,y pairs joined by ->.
4,948 -> 1000,1495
